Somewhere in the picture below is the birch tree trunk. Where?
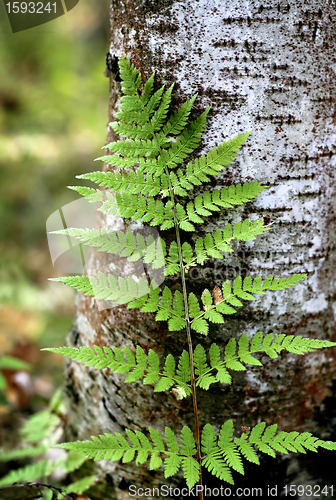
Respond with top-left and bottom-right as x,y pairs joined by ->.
64,1 -> 336,497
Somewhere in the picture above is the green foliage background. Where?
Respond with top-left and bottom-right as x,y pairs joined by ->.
0,0 -> 108,447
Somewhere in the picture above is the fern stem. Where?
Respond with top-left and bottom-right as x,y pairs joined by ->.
166,167 -> 203,499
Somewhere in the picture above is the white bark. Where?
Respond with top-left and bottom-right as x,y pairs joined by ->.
64,1 -> 336,497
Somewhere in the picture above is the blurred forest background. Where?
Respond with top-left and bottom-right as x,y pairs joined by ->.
0,0 -> 109,471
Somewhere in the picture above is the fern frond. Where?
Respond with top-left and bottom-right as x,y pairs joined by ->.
238,421 -> 336,456
0,460 -> 51,487
43,344 -> 192,398
249,332 -> 336,359
188,273 -> 305,333
49,276 -> 93,296
160,108 -> 211,170
150,84 -> 174,132
201,424 -> 233,483
193,331 -> 336,390
176,351 -> 191,385
89,273 -> 152,304
163,94 -> 198,136
172,180 -> 267,206
180,133 -> 251,188
129,284 -> 186,330
164,427 -> 182,477
194,345 -> 216,390
218,181 -> 267,207
55,425 -> 201,488
67,185 -> 103,203
94,154 -> 160,175
118,56 -> 142,96
96,191 -> 174,230
0,444 -> 46,461
41,54 -> 336,493
183,217 -> 269,243
177,189 -> 269,230
167,217 -> 269,261
106,137 -> 161,159
50,228 -> 166,269
200,420 -> 336,483
75,171 -> 167,197
50,273 -> 157,305
65,475 -> 97,495
180,426 -> 200,487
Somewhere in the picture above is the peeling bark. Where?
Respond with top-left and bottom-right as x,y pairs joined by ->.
64,1 -> 336,497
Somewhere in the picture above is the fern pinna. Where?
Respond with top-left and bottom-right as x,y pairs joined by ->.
44,56 -> 336,495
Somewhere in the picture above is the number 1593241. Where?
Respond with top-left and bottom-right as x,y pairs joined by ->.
283,485 -> 334,496
5,2 -> 57,13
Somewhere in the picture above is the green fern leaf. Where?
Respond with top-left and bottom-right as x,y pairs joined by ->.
179,426 -> 200,487
181,456 -> 200,488
20,409 -> 60,443
201,424 -> 233,484
194,345 -> 208,377
194,344 -> 216,389
182,242 -> 195,267
201,288 -> 213,310
249,422 -> 266,444
67,185 -> 103,202
154,355 -> 175,392
164,454 -> 182,478
155,286 -> 173,321
163,93 -> 197,135
190,318 -> 209,335
218,420 -> 234,448
203,233 -> 223,258
168,316 -> 186,331
147,427 -> 164,454
153,377 -> 174,393
181,133 -> 251,190
188,293 -> 201,318
201,423 -> 218,455
0,444 -> 46,462
209,343 -> 232,384
176,350 -> 191,384
118,56 -> 142,96
143,349 -> 160,385
55,434 -> 119,461
209,342 -> 220,366
124,346 -> 147,382
161,108 -> 211,170
262,274 -> 307,291
180,426 -> 196,456
65,475 -> 97,495
202,451 -> 234,484
165,241 -> 180,276
234,433 -> 260,465
140,284 -> 160,313
141,72 -> 155,105
168,290 -> 186,331
224,338 -> 245,371
207,131 -> 251,170
150,84 -> 174,132
204,309 -> 224,324
238,333 -> 262,366
164,427 -> 179,454
221,443 -> 244,474
49,276 -> 93,296
0,460 -> 51,487
216,421 -> 243,474
220,181 -> 267,207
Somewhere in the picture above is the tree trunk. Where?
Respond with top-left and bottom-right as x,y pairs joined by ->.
64,1 -> 336,497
